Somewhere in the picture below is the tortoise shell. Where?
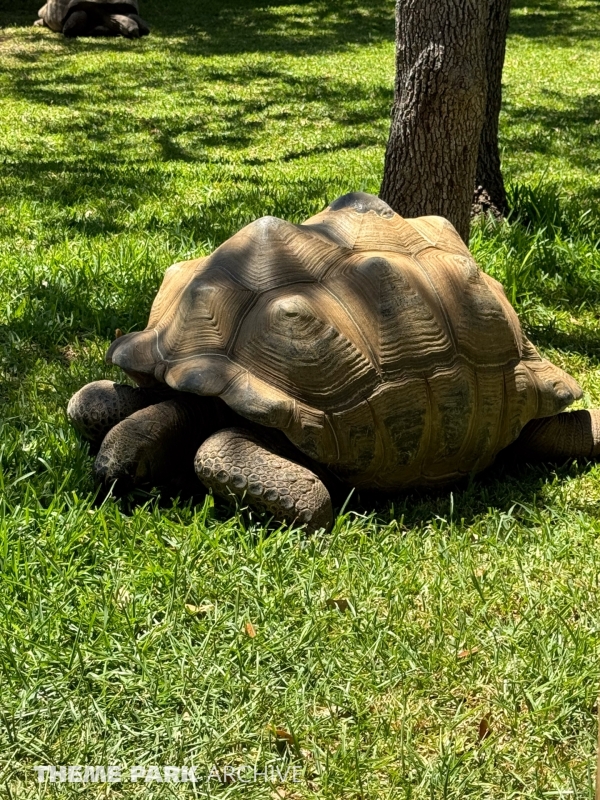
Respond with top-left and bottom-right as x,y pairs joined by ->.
107,192 -> 581,489
39,0 -> 138,32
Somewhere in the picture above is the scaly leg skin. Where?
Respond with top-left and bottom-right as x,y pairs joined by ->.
63,10 -> 90,37
67,380 -> 164,446
101,13 -> 140,37
94,396 -> 212,492
88,24 -> 112,36
128,14 -> 150,35
511,409 -> 600,462
195,427 -> 334,532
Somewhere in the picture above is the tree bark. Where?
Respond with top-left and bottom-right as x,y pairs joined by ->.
380,0 -> 488,242
474,0 -> 511,217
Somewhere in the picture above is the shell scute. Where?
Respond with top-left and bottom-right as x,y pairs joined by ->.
333,253 -> 456,378
330,400 -> 377,480
231,287 -> 379,412
365,378 -> 429,487
209,215 -> 339,291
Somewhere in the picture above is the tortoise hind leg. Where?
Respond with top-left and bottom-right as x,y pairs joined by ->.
195,428 -> 334,532
510,409 -> 600,462
100,13 -> 141,37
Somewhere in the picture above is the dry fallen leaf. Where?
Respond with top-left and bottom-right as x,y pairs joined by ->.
270,725 -> 295,755
458,646 -> 480,660
478,716 -> 491,742
326,597 -> 350,612
245,621 -> 256,638
274,726 -> 294,743
185,603 -> 213,616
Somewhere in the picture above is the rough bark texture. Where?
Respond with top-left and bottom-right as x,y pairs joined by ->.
380,0 -> 488,242
474,0 -> 511,217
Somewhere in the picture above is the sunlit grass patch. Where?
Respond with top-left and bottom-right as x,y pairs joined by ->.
0,0 -> 599,797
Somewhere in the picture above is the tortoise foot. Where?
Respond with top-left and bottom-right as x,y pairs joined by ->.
128,13 -> 150,36
102,12 -> 141,38
67,380 -> 166,445
63,10 -> 90,37
195,428 -> 334,532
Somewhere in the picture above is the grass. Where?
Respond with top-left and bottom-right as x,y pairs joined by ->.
0,0 -> 599,796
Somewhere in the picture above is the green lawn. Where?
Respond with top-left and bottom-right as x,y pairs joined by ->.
1,0 -> 600,796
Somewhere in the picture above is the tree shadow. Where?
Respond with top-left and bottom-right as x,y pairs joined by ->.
509,0 -> 600,43
501,90 -> 600,174
3,0 -> 597,217
1,57 -> 390,219
6,0 -> 598,53
0,0 -> 394,55
354,454 -> 600,532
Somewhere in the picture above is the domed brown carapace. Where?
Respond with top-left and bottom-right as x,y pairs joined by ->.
68,193 -> 600,531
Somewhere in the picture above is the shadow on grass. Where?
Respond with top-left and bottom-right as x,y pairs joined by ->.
502,90 -> 600,174
528,321 -> 600,362
0,54 -> 390,216
357,454 -> 600,531
509,0 -> 600,43
0,0 -> 395,54
94,442 -> 600,536
2,0 -> 598,221
4,0 -> 599,52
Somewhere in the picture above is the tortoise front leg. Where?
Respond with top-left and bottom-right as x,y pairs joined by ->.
510,409 -> 600,462
195,428 -> 334,532
67,380 -> 163,445
94,396 -> 209,491
63,10 -> 90,37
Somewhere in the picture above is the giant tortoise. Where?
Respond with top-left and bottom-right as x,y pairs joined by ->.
36,0 -> 149,38
68,192 -> 600,531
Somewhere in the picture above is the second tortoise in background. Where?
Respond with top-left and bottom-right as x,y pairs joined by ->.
36,0 -> 150,38
68,192 -> 600,531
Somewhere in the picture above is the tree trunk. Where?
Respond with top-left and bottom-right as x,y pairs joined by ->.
474,0 -> 511,218
380,0 -> 488,242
